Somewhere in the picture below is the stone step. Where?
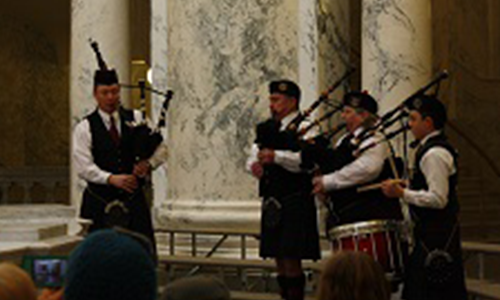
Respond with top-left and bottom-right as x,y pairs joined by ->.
154,200 -> 261,231
0,204 -> 76,222
159,254 -> 323,272
0,223 -> 67,242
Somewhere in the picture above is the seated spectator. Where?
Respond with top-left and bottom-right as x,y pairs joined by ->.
161,275 -> 230,300
64,228 -> 157,300
0,262 -> 37,300
317,251 -> 390,300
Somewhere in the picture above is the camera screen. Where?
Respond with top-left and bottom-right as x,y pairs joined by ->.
32,258 -> 68,287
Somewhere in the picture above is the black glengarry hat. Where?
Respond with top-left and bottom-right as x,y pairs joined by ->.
407,94 -> 447,129
90,40 -> 119,86
342,91 -> 378,114
269,80 -> 301,101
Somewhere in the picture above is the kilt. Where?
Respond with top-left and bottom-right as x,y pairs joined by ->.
259,191 -> 320,260
80,187 -> 156,252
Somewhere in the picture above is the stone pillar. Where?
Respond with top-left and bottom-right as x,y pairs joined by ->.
362,0 -> 432,113
361,0 -> 431,226
152,0 -> 352,231
150,0 -> 169,210
70,0 -> 131,206
317,0 -> 352,119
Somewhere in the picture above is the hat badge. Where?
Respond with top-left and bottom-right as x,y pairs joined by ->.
413,98 -> 423,109
278,83 -> 288,92
351,97 -> 361,107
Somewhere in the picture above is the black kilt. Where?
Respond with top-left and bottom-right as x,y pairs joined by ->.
259,191 -> 320,260
402,226 -> 467,300
80,187 -> 156,252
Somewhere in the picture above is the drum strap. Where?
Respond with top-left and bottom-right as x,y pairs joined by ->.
419,222 -> 459,286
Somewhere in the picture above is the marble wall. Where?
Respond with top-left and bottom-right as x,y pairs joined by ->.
362,0 -> 432,113
0,13 -> 69,167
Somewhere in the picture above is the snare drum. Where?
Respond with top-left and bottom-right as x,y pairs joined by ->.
328,220 -> 408,281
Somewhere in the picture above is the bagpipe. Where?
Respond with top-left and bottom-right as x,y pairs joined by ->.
120,82 -> 173,162
353,70 -> 450,192
255,69 -> 354,153
352,70 -> 449,148
90,40 -> 174,162
301,70 -> 450,176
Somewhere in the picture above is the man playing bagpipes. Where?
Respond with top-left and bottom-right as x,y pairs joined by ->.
310,91 -> 404,227
246,80 -> 321,300
72,42 -> 168,252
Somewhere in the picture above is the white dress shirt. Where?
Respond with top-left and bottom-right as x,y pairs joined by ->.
73,108 -> 168,185
322,127 -> 389,191
246,111 -> 316,174
402,130 -> 456,209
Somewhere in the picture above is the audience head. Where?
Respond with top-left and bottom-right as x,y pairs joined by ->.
0,262 -> 37,300
317,251 -> 391,300
161,275 -> 230,300
64,229 -> 157,300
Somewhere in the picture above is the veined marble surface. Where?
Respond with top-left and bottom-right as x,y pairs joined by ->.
317,0 -> 351,129
151,0 -> 169,209
362,0 -> 432,113
164,0 -> 299,202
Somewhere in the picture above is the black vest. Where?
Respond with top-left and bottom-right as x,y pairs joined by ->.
327,133 -> 403,225
410,133 -> 459,232
255,119 -> 312,198
86,108 -> 136,198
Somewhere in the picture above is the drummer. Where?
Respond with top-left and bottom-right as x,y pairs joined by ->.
381,95 -> 466,300
312,91 -> 403,228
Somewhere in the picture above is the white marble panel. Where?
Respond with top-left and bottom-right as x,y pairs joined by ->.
151,0 -> 169,209
317,0 -> 352,123
299,0 -> 319,108
362,0 -> 432,114
165,0 -> 299,203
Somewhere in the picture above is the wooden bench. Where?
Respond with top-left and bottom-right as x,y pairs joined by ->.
231,290 -> 315,300
159,254 -> 322,272
159,254 -> 322,292
462,241 -> 500,299
467,278 -> 500,300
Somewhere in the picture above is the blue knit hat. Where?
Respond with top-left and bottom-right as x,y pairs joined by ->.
64,229 -> 157,300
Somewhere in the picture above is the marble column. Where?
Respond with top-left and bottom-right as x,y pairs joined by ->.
70,0 -> 131,206
317,0 -> 352,121
150,0 -> 169,210
362,0 -> 432,113
152,0 -> 352,231
361,0 -> 431,226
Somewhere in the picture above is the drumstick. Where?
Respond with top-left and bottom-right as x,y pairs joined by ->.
357,179 -> 406,193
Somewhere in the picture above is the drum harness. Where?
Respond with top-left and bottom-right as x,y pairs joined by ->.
412,211 -> 460,286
